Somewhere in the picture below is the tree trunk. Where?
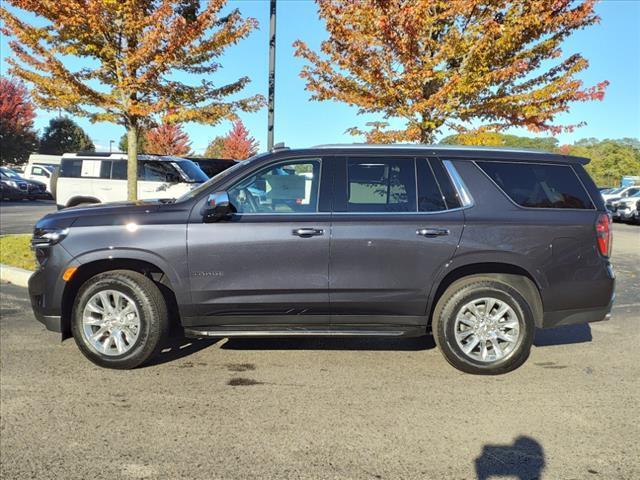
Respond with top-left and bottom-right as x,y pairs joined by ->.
126,123 -> 138,201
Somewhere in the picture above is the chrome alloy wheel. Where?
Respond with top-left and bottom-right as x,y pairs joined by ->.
453,297 -> 521,363
82,290 -> 141,356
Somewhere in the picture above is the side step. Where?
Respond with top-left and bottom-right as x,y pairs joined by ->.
184,326 -> 421,339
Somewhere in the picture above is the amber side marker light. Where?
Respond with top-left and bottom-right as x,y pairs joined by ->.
62,267 -> 78,282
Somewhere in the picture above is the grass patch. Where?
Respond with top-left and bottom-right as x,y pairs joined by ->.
0,234 -> 34,271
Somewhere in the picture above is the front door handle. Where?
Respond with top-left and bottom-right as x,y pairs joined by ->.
417,228 -> 450,237
293,228 -> 324,237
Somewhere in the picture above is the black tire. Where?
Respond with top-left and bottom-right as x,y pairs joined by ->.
71,270 -> 169,369
432,275 -> 535,375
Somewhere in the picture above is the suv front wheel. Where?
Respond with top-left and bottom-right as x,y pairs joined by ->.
432,275 -> 535,375
71,270 -> 169,369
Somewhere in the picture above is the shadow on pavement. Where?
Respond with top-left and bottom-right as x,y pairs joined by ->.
144,333 -> 221,367
220,335 -> 436,351
533,323 -> 592,347
475,436 -> 545,480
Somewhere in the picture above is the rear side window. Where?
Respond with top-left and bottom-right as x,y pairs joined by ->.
59,159 -> 82,178
477,161 -> 594,209
111,161 -> 127,180
99,161 -> 112,179
345,158 -> 416,212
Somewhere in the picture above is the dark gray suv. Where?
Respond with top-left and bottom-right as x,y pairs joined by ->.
28,145 -> 615,374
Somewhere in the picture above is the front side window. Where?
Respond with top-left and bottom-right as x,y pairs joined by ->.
476,161 -> 594,209
346,158 -> 416,212
32,166 -> 46,176
228,159 -> 321,214
138,161 -> 180,182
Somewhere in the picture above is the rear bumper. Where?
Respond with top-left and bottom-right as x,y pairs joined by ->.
541,299 -> 613,329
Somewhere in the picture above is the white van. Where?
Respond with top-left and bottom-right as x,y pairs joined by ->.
23,154 -> 62,194
56,152 -> 209,208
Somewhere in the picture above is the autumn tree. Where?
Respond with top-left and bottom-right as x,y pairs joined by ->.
440,132 -> 559,151
39,116 -> 94,154
144,122 -> 192,156
0,76 -> 38,164
294,0 -> 608,143
204,136 -> 226,158
1,1 -> 264,199
221,120 -> 259,160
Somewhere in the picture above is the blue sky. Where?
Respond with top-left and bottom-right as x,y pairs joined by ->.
1,0 -> 639,154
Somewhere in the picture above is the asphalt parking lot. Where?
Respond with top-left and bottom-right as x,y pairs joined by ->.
1,221 -> 639,479
0,199 -> 56,235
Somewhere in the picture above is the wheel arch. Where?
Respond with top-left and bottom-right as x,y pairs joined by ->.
428,262 -> 544,328
60,258 -> 182,339
65,196 -> 101,208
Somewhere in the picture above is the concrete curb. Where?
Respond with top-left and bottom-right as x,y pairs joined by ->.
0,264 -> 32,288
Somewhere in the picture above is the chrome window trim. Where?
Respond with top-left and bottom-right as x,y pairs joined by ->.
472,160 -> 596,211
442,160 -> 474,208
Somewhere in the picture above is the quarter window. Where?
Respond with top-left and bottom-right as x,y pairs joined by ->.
228,160 -> 321,214
345,158 -> 416,212
417,160 -> 446,212
477,161 -> 594,209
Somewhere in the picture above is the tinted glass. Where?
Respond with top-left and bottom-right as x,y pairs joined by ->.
346,158 -> 416,212
59,159 -> 82,178
111,161 -> 127,180
417,159 -> 446,212
477,161 -> 594,209
229,160 -> 321,214
430,159 -> 461,209
99,161 -> 112,179
172,160 -> 208,183
138,161 -> 180,182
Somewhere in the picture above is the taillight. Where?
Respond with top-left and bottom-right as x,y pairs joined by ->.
595,213 -> 612,257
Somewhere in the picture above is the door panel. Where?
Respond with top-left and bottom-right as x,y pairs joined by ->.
329,213 -> 463,319
185,157 -> 331,327
329,156 -> 464,322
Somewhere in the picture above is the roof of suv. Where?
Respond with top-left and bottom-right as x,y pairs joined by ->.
280,144 -> 589,164
61,152 -> 189,162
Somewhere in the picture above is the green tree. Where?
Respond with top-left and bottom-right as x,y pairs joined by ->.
564,140 -> 640,187
204,136 -> 226,158
39,117 -> 94,154
441,132 -> 559,152
118,132 -> 146,154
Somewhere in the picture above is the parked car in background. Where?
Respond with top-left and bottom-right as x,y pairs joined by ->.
601,185 -> 640,203
55,152 -> 209,208
0,166 -> 49,201
29,145 -> 614,375
188,158 -> 237,178
23,163 -> 57,195
608,191 -> 640,224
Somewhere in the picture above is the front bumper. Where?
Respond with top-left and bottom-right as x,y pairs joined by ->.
28,244 -> 77,335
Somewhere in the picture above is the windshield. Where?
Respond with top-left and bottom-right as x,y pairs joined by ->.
175,153 -> 269,202
0,167 -> 21,179
608,187 -> 624,194
170,160 -> 209,183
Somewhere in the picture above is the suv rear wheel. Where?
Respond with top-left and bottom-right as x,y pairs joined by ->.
71,270 -> 169,369
432,275 -> 535,375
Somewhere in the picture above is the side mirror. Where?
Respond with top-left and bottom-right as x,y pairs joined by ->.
203,191 -> 235,223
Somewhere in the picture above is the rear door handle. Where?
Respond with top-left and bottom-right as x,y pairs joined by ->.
293,228 -> 324,237
417,228 -> 450,237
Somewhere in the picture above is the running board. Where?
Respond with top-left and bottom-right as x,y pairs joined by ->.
184,327 -> 417,338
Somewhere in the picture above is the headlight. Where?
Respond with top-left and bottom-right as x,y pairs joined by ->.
6,180 -> 18,188
32,227 -> 69,247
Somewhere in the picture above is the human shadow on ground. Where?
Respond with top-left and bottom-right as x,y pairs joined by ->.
475,436 -> 545,480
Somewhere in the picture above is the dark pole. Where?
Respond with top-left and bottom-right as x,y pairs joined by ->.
267,0 -> 276,151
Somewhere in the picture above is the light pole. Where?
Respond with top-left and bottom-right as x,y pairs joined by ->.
109,140 -> 114,153
267,0 -> 276,151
